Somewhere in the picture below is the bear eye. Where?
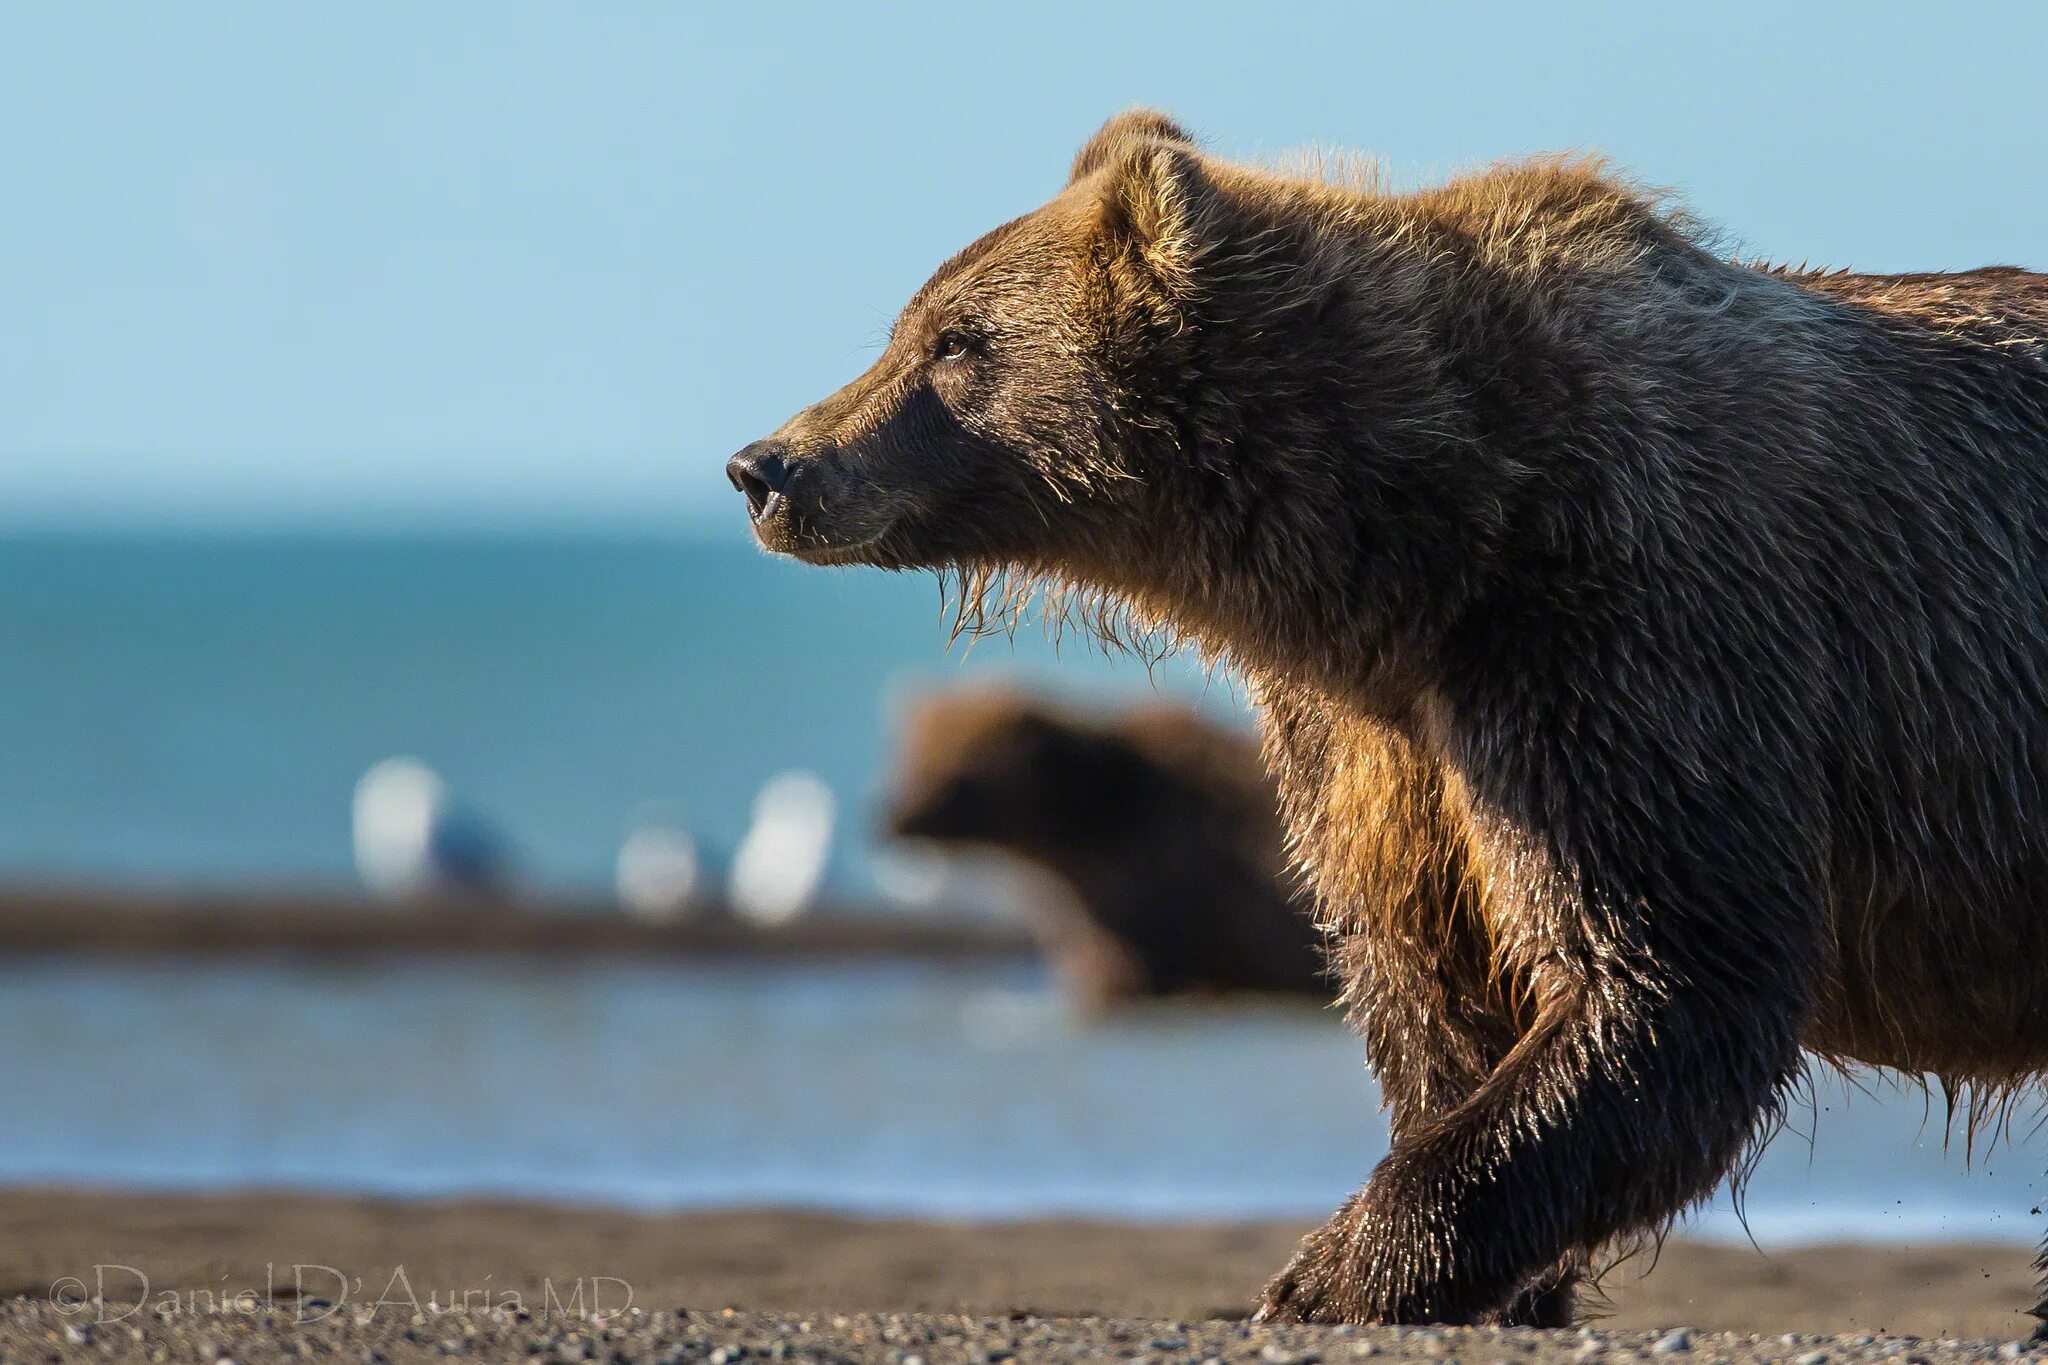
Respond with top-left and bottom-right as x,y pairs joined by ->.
933,330 -> 977,363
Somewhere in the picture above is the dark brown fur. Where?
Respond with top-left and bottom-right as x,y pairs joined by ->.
885,686 -> 1326,1010
727,112 -> 2048,1329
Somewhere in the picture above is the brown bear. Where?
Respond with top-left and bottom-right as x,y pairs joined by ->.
885,685 -> 1326,1010
726,110 -> 2048,1330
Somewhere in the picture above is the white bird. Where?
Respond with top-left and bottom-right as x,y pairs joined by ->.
615,808 -> 702,921
352,757 -> 508,904
727,771 -> 836,925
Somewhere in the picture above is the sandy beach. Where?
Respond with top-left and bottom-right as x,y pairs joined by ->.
7,1304 -> 2042,1365
2,1188 -> 2042,1359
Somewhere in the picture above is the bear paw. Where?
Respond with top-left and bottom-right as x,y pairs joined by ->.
1253,1210 -> 1385,1325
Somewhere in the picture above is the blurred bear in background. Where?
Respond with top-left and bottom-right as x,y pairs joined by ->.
886,686 -> 1326,1010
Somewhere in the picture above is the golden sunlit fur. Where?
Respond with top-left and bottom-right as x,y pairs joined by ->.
733,110 -> 2048,1329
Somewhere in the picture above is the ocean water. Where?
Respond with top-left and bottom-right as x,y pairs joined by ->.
0,530 -> 1230,891
0,530 -> 2041,1242
0,955 -> 2040,1245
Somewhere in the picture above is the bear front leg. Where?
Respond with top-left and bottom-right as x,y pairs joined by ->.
1257,963 -> 1806,1325
1356,980 -> 1583,1329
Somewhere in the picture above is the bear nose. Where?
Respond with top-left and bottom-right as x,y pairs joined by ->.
726,440 -> 793,522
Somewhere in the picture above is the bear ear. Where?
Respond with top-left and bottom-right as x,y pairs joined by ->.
1093,137 -> 1215,291
1068,108 -> 1197,185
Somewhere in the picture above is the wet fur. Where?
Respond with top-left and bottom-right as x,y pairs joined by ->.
739,111 -> 2048,1327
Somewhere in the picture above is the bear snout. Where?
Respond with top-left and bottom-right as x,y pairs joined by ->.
726,434 -> 914,563
725,439 -> 793,524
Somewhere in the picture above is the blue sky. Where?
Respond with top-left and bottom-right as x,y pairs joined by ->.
4,2 -> 2045,529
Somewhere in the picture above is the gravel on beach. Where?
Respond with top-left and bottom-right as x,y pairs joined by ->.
5,1301 -> 2045,1365
4,1191 -> 2043,1362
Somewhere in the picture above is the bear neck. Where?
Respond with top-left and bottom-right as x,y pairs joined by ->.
1068,162 -> 1722,723
1090,195 -> 1565,716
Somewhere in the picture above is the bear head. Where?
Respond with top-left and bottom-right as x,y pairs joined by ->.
726,111 -> 1228,582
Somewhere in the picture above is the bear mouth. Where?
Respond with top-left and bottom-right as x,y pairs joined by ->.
760,487 -> 922,567
789,535 -> 893,566
753,504 -> 898,566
